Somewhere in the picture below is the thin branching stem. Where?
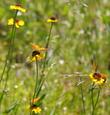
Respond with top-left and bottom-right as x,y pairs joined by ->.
79,76 -> 86,115
42,23 -> 53,72
94,87 -> 101,113
90,83 -> 95,115
91,84 -> 101,115
33,59 -> 39,99
37,23 -> 53,97
0,11 -> 18,84
0,11 -> 18,111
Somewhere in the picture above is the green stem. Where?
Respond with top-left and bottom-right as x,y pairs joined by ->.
0,11 -> 18,83
79,77 -> 86,115
33,59 -> 39,99
0,11 -> 18,111
94,87 -> 101,113
91,84 -> 95,115
35,23 -> 53,97
42,23 -> 53,72
30,60 -> 39,115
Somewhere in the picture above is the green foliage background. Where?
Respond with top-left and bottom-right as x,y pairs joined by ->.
0,0 -> 110,114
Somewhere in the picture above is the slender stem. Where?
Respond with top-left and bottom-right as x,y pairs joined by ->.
94,87 -> 101,113
30,59 -> 39,115
33,59 -> 39,99
0,11 -> 18,111
46,23 -> 53,48
79,77 -> 86,115
42,23 -> 53,73
91,84 -> 95,115
35,23 -> 53,98
0,11 -> 18,84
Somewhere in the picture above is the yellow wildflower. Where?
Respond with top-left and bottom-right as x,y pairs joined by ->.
8,18 -> 24,28
47,17 -> 58,23
31,106 -> 41,114
89,72 -> 107,85
10,4 -> 26,13
27,44 -> 46,63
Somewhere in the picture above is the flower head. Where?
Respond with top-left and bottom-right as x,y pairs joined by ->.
27,44 -> 46,63
10,4 -> 26,13
89,72 -> 107,85
8,18 -> 24,28
30,105 -> 41,114
47,16 -> 58,23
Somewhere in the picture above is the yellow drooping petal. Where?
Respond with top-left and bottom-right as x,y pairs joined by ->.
18,20 -> 24,26
32,44 -> 47,51
32,107 -> 41,113
8,18 -> 14,25
27,53 -> 45,63
15,23 -> 20,28
31,97 -> 40,104
10,5 -> 26,13
47,17 -> 58,23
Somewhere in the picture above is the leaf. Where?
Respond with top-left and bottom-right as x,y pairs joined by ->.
3,101 -> 19,113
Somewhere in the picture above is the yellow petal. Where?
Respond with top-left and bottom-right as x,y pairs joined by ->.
10,5 -> 26,13
8,18 -> 14,25
18,20 -> 24,26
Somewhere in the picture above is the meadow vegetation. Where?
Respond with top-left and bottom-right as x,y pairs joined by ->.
0,0 -> 110,115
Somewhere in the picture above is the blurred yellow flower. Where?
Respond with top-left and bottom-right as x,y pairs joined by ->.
8,18 -> 24,28
27,44 -> 46,63
32,44 -> 47,51
89,72 -> 107,85
10,4 -> 26,13
47,17 -> 58,23
31,107 -> 41,114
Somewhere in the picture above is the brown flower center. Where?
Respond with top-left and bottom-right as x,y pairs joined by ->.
50,17 -> 56,20
32,50 -> 40,57
93,72 -> 102,80
16,4 -> 21,7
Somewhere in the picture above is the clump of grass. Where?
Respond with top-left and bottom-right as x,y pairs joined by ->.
0,0 -> 26,112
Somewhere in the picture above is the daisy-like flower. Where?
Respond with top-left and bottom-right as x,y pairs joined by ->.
28,44 -> 47,62
47,16 -> 58,23
89,72 -> 107,85
10,4 -> 26,13
8,18 -> 24,28
31,106 -> 41,114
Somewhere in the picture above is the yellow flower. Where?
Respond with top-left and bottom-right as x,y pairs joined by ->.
89,72 -> 107,85
47,17 -> 58,23
31,107 -> 41,114
27,44 -> 46,63
8,18 -> 24,28
32,44 -> 47,51
10,4 -> 26,13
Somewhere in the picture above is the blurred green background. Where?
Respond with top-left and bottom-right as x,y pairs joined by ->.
0,0 -> 110,114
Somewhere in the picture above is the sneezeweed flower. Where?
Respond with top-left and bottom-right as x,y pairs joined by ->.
47,16 -> 58,23
8,18 -> 24,28
30,97 -> 42,114
89,72 -> 107,85
27,44 -> 47,63
10,4 -> 26,13
30,106 -> 41,114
